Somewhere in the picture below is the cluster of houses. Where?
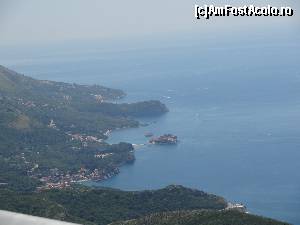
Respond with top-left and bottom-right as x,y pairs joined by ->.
92,94 -> 104,103
226,202 -> 247,213
16,97 -> 36,108
48,119 -> 57,129
68,133 -> 103,143
94,152 -> 114,159
36,167 -> 119,191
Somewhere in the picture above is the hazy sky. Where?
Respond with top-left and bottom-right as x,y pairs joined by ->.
0,0 -> 299,46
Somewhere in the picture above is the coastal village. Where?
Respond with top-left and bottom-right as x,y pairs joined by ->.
22,114 -> 178,191
25,147 -> 120,191
26,120 -> 118,190
35,167 -> 119,191
31,132 -> 178,190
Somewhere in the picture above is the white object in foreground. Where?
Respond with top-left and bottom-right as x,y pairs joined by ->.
0,210 -> 81,225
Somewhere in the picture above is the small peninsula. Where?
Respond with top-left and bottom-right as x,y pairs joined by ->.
149,134 -> 178,145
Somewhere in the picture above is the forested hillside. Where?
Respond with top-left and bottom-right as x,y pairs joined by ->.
111,210 -> 289,225
0,185 -> 227,225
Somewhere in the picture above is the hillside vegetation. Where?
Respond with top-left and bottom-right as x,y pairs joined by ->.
0,185 -> 227,225
111,210 -> 289,225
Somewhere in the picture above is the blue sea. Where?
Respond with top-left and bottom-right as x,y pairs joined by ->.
3,33 -> 300,224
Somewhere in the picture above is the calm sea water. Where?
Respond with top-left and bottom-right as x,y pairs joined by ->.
5,36 -> 300,224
